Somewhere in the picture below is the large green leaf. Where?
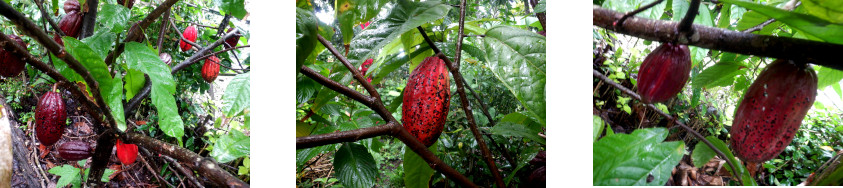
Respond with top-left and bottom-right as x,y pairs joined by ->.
798,0 -> 843,24
691,61 -> 747,89
124,68 -> 145,101
404,144 -> 437,188
222,73 -> 250,117
346,0 -> 450,69
48,165 -> 80,188
672,0 -> 714,27
816,66 -> 843,89
482,25 -> 546,125
736,11 -> 783,35
336,0 -> 389,44
722,0 -> 843,44
63,37 -> 126,130
691,140 -> 716,168
211,129 -> 250,163
220,0 -> 248,19
593,128 -> 685,186
693,136 -> 756,185
486,122 -> 545,145
296,8 -> 318,74
602,0 -> 665,20
334,143 -> 377,188
594,115 -> 604,142
96,4 -> 130,33
122,42 -> 183,139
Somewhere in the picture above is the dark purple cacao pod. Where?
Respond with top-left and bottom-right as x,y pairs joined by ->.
201,56 -> 220,83
0,35 -> 27,77
35,88 -> 66,146
63,0 -> 80,13
117,0 -> 135,9
159,53 -> 172,65
730,59 -> 817,162
59,11 -> 83,38
224,28 -> 241,49
402,56 -> 450,147
58,141 -> 93,161
53,33 -> 64,47
636,43 -> 691,104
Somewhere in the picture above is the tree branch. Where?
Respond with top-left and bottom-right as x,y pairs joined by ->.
593,6 -> 843,71
32,0 -> 64,36
592,69 -> 745,185
103,0 -> 180,66
296,122 -> 396,149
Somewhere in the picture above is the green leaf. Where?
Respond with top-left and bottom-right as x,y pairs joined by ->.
483,25 -> 546,125
603,0 -> 665,20
718,3 -> 733,28
96,4 -> 130,33
736,11 -> 782,35
692,61 -> 747,89
817,66 -> 843,89
672,0 -> 714,27
222,73 -> 250,117
63,38 -> 126,130
696,136 -> 757,185
692,141 -> 716,167
336,0 -> 389,44
81,31 -> 116,59
800,0 -> 843,24
49,165 -> 81,188
404,144 -> 437,188
107,74 -> 127,131
220,0 -> 248,19
722,0 -> 843,44
296,8 -> 318,74
210,129 -> 250,163
534,0 -> 546,12
122,42 -> 183,139
296,76 -> 319,104
124,69 -> 145,101
593,128 -> 685,186
486,122 -> 545,145
594,115 -> 604,142
334,143 -> 377,188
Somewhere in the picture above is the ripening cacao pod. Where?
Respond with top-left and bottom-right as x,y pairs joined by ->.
63,0 -> 80,13
0,35 -> 27,77
159,53 -> 172,65
117,0 -> 134,9
35,85 -> 66,146
730,59 -> 817,162
224,28 -> 241,49
179,25 -> 198,52
402,56 -> 450,147
115,139 -> 138,165
53,33 -> 64,47
360,58 -> 373,83
59,11 -> 83,38
58,141 -> 93,161
636,43 -> 691,104
201,56 -> 220,83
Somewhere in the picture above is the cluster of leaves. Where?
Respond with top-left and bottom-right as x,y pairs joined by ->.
594,0 -> 843,186
297,0 -> 546,187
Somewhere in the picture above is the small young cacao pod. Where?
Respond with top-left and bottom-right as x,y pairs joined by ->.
636,42 -> 691,104
63,0 -> 80,13
179,25 -> 198,52
159,53 -> 172,66
115,139 -> 138,165
59,11 -> 83,38
402,56 -> 450,147
224,28 -> 241,49
0,35 -> 27,77
35,85 -> 66,146
201,55 -> 221,83
58,141 -> 93,161
730,59 -> 817,162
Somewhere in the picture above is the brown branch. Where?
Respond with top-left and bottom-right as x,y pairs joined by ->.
592,69 -> 746,185
677,0 -> 701,36
157,10 -> 171,50
78,0 -> 97,38
418,24 -> 505,187
741,1 -> 800,33
125,133 -> 248,187
296,122 -> 396,149
594,6 -> 843,71
103,0 -> 180,66
32,0 -> 64,36
161,155 -> 205,188
299,66 -> 374,107
613,0 -> 664,30
138,154 -> 175,188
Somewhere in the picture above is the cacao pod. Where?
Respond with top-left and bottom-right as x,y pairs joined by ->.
159,52 -> 172,66
59,11 -> 83,38
636,43 -> 691,104
402,56 -> 450,147
53,33 -> 64,47
58,141 -> 93,161
201,56 -> 220,83
63,0 -> 80,13
730,59 -> 817,162
115,139 -> 138,165
35,87 -> 66,146
224,28 -> 241,49
117,0 -> 134,9
179,25 -> 198,52
360,58 -> 373,83
528,151 -> 546,187
0,35 -> 27,77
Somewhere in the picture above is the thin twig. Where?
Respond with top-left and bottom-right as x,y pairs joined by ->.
32,0 -> 64,36
592,69 -> 745,185
162,155 -> 205,188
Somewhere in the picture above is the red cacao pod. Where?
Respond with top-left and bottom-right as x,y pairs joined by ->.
730,59 -> 817,162
224,28 -> 241,49
0,35 -> 27,77
359,58 -> 374,82
179,25 -> 198,52
360,22 -> 370,30
402,56 -> 450,147
63,0 -> 80,13
115,139 -> 138,165
35,87 -> 66,146
159,52 -> 172,65
59,11 -> 83,38
636,43 -> 691,104
58,141 -> 93,161
201,56 -> 220,83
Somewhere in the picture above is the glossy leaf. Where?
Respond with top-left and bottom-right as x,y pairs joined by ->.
334,143 -> 377,188
593,128 -> 685,186
722,0 -> 843,44
691,61 -> 747,89
122,42 -> 183,139
222,72 -> 250,117
404,144 -> 437,188
96,4 -> 130,33
211,129 -> 250,163
483,25 -> 546,125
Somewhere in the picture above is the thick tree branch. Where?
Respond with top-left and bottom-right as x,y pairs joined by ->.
79,0 -> 97,38
126,133 -> 248,187
299,66 -> 375,107
296,122 -> 397,149
594,6 -> 843,71
593,69 -> 745,185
